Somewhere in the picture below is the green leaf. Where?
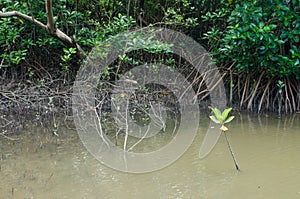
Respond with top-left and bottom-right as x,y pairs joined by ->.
224,116 -> 235,124
210,107 -> 222,121
222,108 -> 232,120
259,22 -> 264,29
284,21 -> 289,27
209,116 -> 221,124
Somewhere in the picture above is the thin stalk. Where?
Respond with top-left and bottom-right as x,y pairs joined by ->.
229,69 -> 233,105
258,79 -> 271,113
284,81 -> 291,113
224,131 -> 240,171
247,71 -> 264,110
237,74 -> 241,99
266,83 -> 270,111
123,99 -> 129,152
279,93 -> 282,117
287,79 -> 296,112
240,75 -> 249,108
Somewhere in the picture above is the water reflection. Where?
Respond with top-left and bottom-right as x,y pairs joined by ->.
0,113 -> 299,198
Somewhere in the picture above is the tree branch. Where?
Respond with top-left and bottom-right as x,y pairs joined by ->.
0,0 -> 85,58
0,11 -> 48,32
45,0 -> 55,34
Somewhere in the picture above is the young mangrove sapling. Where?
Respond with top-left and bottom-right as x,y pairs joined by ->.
209,107 -> 240,171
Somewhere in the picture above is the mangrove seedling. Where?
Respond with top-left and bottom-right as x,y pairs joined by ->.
209,107 -> 240,171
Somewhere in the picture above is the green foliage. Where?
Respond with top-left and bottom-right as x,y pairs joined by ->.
205,0 -> 300,78
60,47 -> 77,71
209,107 -> 235,131
1,0 -> 299,92
0,0 -> 136,80
0,1 -> 62,71
164,1 -> 199,28
0,1 -> 28,66
277,80 -> 285,94
76,13 -> 135,47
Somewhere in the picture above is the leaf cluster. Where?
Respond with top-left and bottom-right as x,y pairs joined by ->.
209,107 -> 235,131
205,0 -> 300,78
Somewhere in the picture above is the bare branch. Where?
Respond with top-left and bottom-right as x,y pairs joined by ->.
45,0 -> 55,34
27,0 -> 34,21
0,132 -> 19,141
0,11 -> 48,32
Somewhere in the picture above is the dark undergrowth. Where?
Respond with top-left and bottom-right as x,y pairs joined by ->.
1,64 -> 299,139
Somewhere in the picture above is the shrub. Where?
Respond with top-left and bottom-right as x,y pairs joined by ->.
204,0 -> 300,78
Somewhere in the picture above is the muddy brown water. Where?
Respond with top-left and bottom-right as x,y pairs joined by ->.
0,113 -> 299,199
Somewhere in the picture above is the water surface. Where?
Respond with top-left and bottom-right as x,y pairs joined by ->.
0,113 -> 299,199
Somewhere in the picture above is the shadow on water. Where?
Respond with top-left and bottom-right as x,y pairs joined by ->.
0,112 -> 299,198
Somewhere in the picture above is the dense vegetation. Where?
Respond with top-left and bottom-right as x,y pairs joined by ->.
0,0 -> 299,115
